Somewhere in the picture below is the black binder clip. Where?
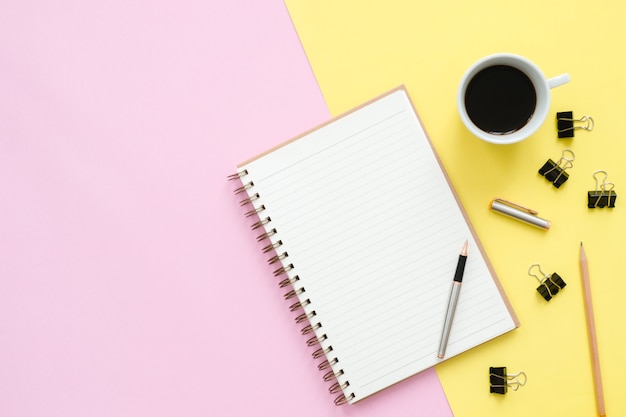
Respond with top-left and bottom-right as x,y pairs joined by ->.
557,111 -> 594,138
588,170 -> 617,208
528,264 -> 566,301
489,367 -> 527,394
538,149 -> 575,188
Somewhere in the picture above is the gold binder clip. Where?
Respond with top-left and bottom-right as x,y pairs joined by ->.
557,111 -> 594,138
538,149 -> 575,188
588,170 -> 617,208
528,263 -> 566,301
489,367 -> 527,394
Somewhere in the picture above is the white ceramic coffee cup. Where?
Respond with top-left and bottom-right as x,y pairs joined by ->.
458,53 -> 570,144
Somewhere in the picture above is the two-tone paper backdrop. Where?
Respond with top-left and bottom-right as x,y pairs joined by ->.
285,1 -> 626,416
1,1 -> 452,416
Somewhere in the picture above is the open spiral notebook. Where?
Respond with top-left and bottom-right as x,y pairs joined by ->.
230,86 -> 519,405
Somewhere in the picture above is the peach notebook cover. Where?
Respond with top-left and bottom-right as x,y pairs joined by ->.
233,86 -> 519,405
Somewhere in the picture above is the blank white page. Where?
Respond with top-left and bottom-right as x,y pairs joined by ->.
238,87 -> 518,404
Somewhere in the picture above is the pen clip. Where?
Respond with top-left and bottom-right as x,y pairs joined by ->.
493,198 -> 539,215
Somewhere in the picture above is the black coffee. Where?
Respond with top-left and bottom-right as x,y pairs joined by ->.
464,65 -> 536,135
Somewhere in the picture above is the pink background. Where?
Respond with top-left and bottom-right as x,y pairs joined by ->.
0,1 -> 452,415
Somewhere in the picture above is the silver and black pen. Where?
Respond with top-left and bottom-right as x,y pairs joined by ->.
437,240 -> 468,359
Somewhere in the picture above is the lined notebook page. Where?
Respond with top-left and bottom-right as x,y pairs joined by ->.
239,88 -> 517,403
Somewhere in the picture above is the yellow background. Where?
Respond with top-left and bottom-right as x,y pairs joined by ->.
285,1 -> 626,416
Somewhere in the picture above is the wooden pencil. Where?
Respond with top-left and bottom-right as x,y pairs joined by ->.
579,242 -> 606,417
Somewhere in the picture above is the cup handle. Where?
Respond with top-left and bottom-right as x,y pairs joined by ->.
548,73 -> 570,89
